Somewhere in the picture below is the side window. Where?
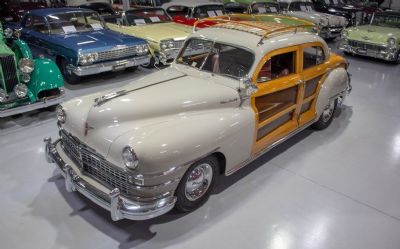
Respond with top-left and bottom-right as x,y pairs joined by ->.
257,51 -> 296,83
303,46 -> 325,70
28,15 -> 48,33
167,6 -> 189,17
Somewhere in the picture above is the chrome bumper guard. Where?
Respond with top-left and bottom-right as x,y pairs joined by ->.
0,88 -> 65,118
339,44 -> 399,61
73,55 -> 151,77
44,138 -> 177,221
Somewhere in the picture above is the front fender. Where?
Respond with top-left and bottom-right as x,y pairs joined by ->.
107,108 -> 255,178
11,39 -> 33,61
315,67 -> 349,117
28,58 -> 64,100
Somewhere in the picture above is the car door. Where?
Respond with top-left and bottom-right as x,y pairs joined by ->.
298,42 -> 329,126
251,46 -> 303,154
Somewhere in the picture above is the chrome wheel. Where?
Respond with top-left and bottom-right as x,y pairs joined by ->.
184,163 -> 213,201
322,100 -> 335,123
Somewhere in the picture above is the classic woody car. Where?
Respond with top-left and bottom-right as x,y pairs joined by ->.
103,8 -> 193,67
45,20 -> 351,221
162,0 -> 227,27
279,0 -> 348,39
223,0 -> 281,14
339,11 -> 400,63
7,8 -> 150,84
0,21 -> 64,117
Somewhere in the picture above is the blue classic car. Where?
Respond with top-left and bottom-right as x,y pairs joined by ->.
11,8 -> 151,84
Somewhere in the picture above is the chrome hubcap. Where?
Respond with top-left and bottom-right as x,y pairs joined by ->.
185,163 -> 213,201
322,101 -> 335,123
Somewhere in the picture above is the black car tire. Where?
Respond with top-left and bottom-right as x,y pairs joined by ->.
60,58 -> 80,84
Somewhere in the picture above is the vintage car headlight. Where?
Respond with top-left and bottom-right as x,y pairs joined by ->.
0,89 -> 7,103
19,58 -> 35,74
14,83 -> 28,98
122,146 -> 139,170
14,29 -> 21,39
341,30 -> 348,38
387,38 -> 397,47
56,105 -> 66,123
4,28 -> 13,38
135,44 -> 149,55
79,53 -> 98,65
160,39 -> 175,50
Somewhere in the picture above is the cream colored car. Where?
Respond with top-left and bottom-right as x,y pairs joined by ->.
45,20 -> 351,221
279,0 -> 348,39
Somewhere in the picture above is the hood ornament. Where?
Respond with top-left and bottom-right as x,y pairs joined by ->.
94,90 -> 127,107
84,122 -> 95,136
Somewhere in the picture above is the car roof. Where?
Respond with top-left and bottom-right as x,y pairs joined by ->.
162,0 -> 223,9
28,7 -> 94,16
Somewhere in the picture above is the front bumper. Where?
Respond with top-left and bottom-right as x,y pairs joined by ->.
73,55 -> 151,77
44,138 -> 177,221
0,88 -> 65,118
339,43 -> 399,61
320,26 -> 344,39
157,49 -> 180,65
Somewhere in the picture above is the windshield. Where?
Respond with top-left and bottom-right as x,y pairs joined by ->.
252,3 -> 280,13
176,38 -> 254,79
371,14 -> 400,28
193,5 -> 226,18
47,11 -> 106,35
323,0 -> 341,5
125,8 -> 171,25
290,2 -> 315,11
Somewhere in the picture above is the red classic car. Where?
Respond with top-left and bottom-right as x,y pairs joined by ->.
0,0 -> 65,23
162,1 -> 227,28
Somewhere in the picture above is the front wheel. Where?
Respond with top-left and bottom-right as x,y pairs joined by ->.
312,99 -> 337,130
175,155 -> 218,212
60,58 -> 80,84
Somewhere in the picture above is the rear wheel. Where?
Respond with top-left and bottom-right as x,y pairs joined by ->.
312,99 -> 337,130
175,155 -> 218,212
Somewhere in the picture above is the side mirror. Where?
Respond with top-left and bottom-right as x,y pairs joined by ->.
238,76 -> 258,102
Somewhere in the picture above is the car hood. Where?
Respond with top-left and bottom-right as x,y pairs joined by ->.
61,66 -> 240,156
51,29 -> 146,52
288,10 -> 347,26
346,25 -> 400,45
109,22 -> 191,46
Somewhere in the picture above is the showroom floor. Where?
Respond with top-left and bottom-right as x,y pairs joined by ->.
1,42 -> 400,249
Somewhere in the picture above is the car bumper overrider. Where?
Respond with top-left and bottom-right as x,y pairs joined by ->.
72,55 -> 151,77
44,138 -> 177,221
339,41 -> 399,61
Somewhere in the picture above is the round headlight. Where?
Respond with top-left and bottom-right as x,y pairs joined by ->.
160,43 -> 167,50
341,30 -> 348,38
4,28 -> 13,38
144,46 -> 149,53
14,83 -> 28,98
19,58 -> 35,74
168,41 -> 174,48
387,38 -> 396,47
0,89 -> 7,103
122,146 -> 139,170
56,105 -> 66,123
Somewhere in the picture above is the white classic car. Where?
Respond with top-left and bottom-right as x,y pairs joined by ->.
279,0 -> 348,39
45,20 -> 351,221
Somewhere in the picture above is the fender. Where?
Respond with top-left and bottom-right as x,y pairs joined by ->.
28,58 -> 64,101
107,107 -> 255,179
315,67 -> 349,117
11,39 -> 33,61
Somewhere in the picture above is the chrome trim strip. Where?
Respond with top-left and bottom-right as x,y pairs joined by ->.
45,138 -> 177,221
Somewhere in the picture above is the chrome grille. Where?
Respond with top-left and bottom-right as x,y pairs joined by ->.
174,40 -> 185,49
0,54 -> 19,92
97,46 -> 138,62
60,130 -> 132,195
348,40 -> 386,51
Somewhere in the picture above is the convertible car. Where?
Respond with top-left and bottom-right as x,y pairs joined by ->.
103,8 -> 193,67
339,11 -> 400,63
45,19 -> 351,221
7,8 -> 150,84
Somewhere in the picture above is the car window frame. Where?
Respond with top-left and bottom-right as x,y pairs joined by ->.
302,44 -> 326,70
23,14 -> 50,34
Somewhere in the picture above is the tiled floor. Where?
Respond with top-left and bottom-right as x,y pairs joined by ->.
1,42 -> 400,249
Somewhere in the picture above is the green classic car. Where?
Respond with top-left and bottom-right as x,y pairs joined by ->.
0,22 -> 64,117
104,8 -> 193,67
339,11 -> 400,63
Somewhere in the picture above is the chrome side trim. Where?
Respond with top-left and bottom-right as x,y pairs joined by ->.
45,138 -> 176,221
